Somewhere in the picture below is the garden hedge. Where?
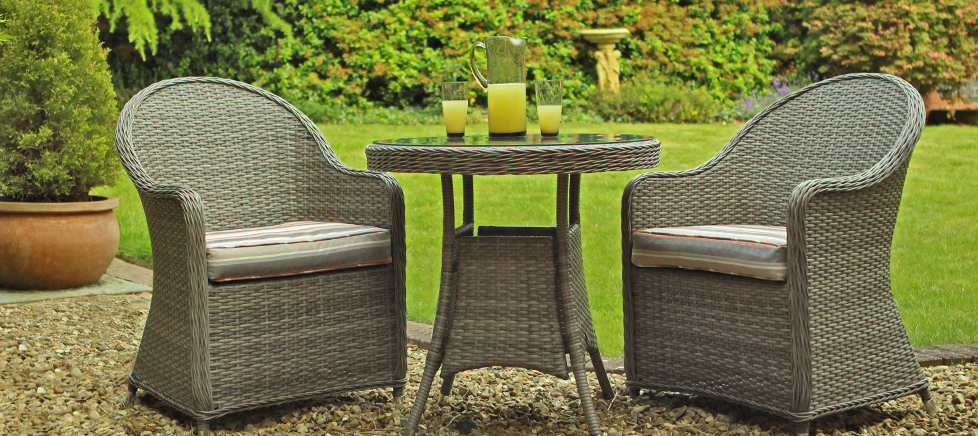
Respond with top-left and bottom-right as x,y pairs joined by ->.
103,0 -> 782,113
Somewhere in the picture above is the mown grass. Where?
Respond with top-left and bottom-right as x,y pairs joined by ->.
94,123 -> 978,357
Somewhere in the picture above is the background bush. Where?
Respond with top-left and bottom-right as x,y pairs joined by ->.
774,0 -> 978,97
103,0 -> 783,119
101,0 -> 978,123
0,0 -> 119,202
589,76 -> 718,124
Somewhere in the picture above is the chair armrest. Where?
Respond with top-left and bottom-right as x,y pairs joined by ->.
315,161 -> 407,382
305,159 -> 406,283
785,160 -> 911,285
783,161 -> 913,413
135,184 -> 209,313
316,159 -> 405,232
133,184 -> 214,410
622,167 -> 747,234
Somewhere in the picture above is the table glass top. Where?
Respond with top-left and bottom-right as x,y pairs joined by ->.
372,133 -> 654,147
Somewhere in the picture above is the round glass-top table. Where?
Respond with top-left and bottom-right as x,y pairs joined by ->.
367,134 -> 659,175
366,134 -> 660,436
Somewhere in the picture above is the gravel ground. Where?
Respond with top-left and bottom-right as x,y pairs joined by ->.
1,293 -> 976,436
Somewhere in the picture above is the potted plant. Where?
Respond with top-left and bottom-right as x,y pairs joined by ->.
0,0 -> 121,290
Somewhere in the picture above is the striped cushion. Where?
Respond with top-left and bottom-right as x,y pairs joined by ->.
631,225 -> 787,281
205,221 -> 392,282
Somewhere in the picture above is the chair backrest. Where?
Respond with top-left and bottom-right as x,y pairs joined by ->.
116,77 -> 347,232
702,73 -> 924,225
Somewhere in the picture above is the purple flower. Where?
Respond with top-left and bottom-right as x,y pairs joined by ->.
734,74 -> 820,120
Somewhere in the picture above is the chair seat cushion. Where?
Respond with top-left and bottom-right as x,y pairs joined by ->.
631,225 -> 787,281
205,221 -> 392,282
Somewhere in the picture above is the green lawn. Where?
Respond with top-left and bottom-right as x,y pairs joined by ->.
94,123 -> 978,357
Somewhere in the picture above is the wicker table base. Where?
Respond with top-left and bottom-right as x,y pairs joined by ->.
366,133 -> 660,436
402,174 -> 613,436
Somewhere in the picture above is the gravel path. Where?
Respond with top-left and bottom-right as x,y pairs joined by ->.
1,293 -> 976,436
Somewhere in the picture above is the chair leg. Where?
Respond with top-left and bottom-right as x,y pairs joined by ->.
793,420 -> 810,436
587,347 -> 614,400
919,386 -> 939,413
120,384 -> 137,408
393,386 -> 405,410
196,419 -> 210,436
628,387 -> 641,399
439,372 -> 456,396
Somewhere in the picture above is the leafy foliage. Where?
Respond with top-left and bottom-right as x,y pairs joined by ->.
585,0 -> 784,102
95,0 -> 212,59
105,0 -> 784,114
589,76 -> 718,123
774,0 -> 978,96
0,14 -> 11,43
94,0 -> 292,60
256,0 -> 782,107
0,0 -> 119,202
102,0 -> 278,106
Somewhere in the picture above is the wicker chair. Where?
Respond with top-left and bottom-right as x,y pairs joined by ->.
115,77 -> 406,434
621,73 -> 936,435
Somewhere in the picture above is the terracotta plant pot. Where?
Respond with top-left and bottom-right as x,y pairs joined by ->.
0,196 -> 120,290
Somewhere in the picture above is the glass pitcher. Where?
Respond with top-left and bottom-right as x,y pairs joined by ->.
470,36 -> 527,137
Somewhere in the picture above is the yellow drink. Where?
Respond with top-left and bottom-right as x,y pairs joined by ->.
537,104 -> 561,136
487,83 -> 526,137
442,100 -> 468,137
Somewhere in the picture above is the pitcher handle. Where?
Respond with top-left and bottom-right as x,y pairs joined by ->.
470,41 -> 489,90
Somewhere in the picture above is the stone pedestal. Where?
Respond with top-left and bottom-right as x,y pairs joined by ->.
581,29 -> 630,93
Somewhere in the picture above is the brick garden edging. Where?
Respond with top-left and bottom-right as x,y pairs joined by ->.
914,344 -> 978,366
108,258 -> 978,373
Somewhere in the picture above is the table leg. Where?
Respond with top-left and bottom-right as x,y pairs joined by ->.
557,174 -> 602,436
462,175 -> 473,225
437,175 -> 473,398
403,175 -> 459,436
569,174 -> 614,400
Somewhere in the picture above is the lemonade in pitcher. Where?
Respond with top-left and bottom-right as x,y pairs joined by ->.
471,36 -> 528,137
487,83 -> 526,137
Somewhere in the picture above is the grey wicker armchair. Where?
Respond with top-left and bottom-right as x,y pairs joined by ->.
115,77 -> 406,434
621,73 -> 936,435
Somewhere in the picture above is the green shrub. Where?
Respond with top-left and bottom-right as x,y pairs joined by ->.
0,0 -> 119,202
104,0 -> 783,112
775,0 -> 978,96
293,99 -> 443,125
0,14 -> 11,44
589,76 -> 718,124
95,0 -> 212,59
591,0 -> 783,103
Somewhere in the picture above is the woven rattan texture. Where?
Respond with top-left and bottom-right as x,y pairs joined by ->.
803,163 -> 925,411
569,224 -> 598,351
365,141 -> 659,175
441,235 -> 569,379
207,266 -> 398,409
128,83 -> 393,232
130,194 -> 199,409
622,74 -> 929,430
626,78 -> 912,232
116,77 -> 407,423
629,267 -> 794,410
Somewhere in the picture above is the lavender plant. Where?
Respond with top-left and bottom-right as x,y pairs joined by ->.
734,73 -> 819,121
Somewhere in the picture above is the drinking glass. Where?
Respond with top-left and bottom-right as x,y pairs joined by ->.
535,80 -> 563,137
441,81 -> 469,138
